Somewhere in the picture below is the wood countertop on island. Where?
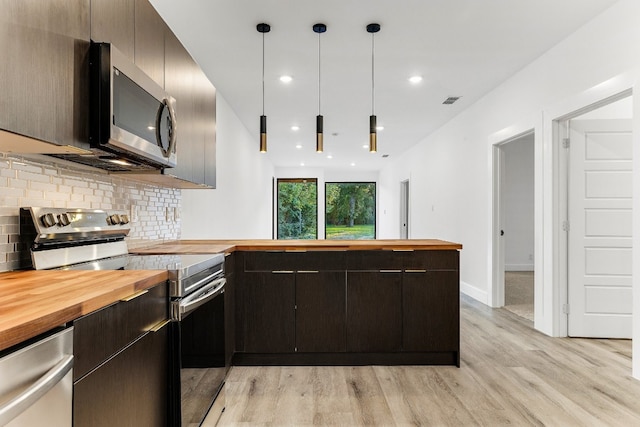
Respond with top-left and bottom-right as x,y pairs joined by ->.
0,270 -> 168,352
130,239 -> 462,254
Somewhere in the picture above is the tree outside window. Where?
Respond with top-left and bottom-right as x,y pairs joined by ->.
277,178 -> 318,239
325,182 -> 376,239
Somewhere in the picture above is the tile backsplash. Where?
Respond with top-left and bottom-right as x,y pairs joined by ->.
0,153 -> 181,272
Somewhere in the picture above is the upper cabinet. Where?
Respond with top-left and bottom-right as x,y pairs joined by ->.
90,0 -> 135,60
0,0 -> 91,148
134,0 -> 165,87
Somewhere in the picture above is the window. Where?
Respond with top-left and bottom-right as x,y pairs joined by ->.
277,178 -> 318,239
325,182 -> 376,239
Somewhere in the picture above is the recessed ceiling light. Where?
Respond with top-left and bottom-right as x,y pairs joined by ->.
362,144 -> 368,149
409,75 -> 423,84
376,125 -> 384,131
350,162 -> 356,167
295,144 -> 302,149
291,125 -> 300,131
300,162 -> 305,166
327,155 -> 333,159
280,75 -> 293,83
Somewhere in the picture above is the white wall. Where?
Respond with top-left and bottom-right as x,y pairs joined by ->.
503,134 -> 534,271
378,0 -> 640,367
181,94 -> 274,239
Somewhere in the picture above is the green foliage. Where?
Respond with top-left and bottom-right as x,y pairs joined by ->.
326,224 -> 375,240
277,180 -> 317,239
326,183 -> 375,238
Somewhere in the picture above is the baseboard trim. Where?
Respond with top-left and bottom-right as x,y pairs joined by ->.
460,280 -> 488,305
505,264 -> 534,271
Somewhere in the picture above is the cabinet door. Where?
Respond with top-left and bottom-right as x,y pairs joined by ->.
347,271 -> 402,352
90,0 -> 134,59
134,0 -> 165,86
241,272 -> 295,353
296,271 -> 346,352
73,325 -> 169,427
203,76 -> 217,188
224,269 -> 235,368
0,0 -> 90,148
403,270 -> 459,351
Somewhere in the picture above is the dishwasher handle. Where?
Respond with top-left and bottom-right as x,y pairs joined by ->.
0,354 -> 74,426
173,277 -> 226,321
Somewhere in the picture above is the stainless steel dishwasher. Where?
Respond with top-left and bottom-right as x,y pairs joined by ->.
0,327 -> 73,427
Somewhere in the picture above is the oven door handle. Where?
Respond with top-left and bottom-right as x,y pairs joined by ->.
174,277 -> 226,321
184,268 -> 224,295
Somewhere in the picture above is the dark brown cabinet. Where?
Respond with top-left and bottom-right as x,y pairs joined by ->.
90,0 -> 134,59
235,249 -> 459,366
224,252 -> 236,367
0,0 -> 90,149
296,271 -> 346,353
346,271 -> 402,352
240,271 -> 295,353
134,0 -> 166,86
73,282 -> 169,426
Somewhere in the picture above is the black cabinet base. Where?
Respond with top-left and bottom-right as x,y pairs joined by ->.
234,351 -> 459,367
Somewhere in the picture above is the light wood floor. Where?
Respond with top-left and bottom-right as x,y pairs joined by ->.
210,295 -> 640,426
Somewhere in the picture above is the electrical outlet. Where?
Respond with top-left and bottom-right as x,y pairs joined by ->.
130,205 -> 139,222
165,206 -> 172,222
174,207 -> 180,221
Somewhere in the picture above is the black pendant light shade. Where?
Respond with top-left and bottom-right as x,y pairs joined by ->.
369,115 -> 377,153
367,23 -> 380,153
257,23 -> 271,152
314,23 -> 326,153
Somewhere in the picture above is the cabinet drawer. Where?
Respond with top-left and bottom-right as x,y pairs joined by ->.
346,250 -> 404,271
404,250 -> 459,270
242,251 -> 346,272
73,282 -> 168,381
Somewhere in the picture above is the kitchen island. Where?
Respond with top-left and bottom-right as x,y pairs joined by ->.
132,239 -> 463,367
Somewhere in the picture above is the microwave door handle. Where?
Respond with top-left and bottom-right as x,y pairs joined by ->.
176,277 -> 226,319
165,97 -> 177,156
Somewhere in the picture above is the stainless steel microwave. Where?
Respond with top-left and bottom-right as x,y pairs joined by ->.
89,42 -> 177,169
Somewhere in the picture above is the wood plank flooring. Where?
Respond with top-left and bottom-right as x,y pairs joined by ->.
210,295 -> 640,426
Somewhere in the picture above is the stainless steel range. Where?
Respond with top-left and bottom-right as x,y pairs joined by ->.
20,207 -> 227,427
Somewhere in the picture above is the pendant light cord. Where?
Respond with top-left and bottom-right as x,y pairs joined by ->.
371,32 -> 375,116
262,31 -> 265,116
318,32 -> 321,115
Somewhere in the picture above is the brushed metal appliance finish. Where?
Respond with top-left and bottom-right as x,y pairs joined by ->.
0,328 -> 74,426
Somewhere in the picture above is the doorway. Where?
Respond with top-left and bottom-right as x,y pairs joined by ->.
557,94 -> 633,338
497,132 -> 535,321
400,180 -> 409,239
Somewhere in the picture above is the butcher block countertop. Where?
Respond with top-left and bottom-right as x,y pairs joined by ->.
130,239 -> 462,254
0,270 -> 168,352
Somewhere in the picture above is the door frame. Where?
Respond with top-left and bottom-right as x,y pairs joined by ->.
492,130 -> 534,309
400,179 -> 409,239
553,89 -> 633,337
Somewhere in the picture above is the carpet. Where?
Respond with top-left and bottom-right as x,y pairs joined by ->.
504,271 -> 534,322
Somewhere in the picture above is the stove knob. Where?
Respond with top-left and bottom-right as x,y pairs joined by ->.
40,213 -> 57,228
107,214 -> 121,225
119,214 -> 130,224
58,213 -> 71,226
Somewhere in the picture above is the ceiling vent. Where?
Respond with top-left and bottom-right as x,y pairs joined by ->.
443,96 -> 460,105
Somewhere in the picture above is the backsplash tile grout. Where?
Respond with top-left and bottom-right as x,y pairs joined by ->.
0,153 -> 181,272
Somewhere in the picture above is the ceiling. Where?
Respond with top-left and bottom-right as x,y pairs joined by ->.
150,0 -> 619,171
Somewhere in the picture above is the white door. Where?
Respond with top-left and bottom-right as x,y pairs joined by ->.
400,180 -> 409,239
568,118 -> 633,338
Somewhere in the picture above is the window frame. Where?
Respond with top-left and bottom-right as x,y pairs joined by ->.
276,178 -> 319,240
324,181 -> 377,240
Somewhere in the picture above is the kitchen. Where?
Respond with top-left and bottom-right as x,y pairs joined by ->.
3,0 -> 640,426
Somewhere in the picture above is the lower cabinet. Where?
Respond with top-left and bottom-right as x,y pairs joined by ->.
403,270 -> 459,352
241,271 -> 295,353
73,324 -> 169,427
346,271 -> 402,352
296,271 -> 346,353
72,282 -> 169,427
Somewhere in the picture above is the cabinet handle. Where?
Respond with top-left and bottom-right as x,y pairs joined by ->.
380,269 -> 402,273
392,249 -> 414,252
149,319 -> 171,333
405,269 -> 427,273
272,270 -> 294,274
120,289 -> 148,302
285,249 -> 307,252
297,270 -> 319,273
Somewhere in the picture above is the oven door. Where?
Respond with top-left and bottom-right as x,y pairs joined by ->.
170,279 -> 226,426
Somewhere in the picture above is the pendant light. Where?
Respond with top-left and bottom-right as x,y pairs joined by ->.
257,23 -> 271,152
313,23 -> 327,153
367,23 -> 380,153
